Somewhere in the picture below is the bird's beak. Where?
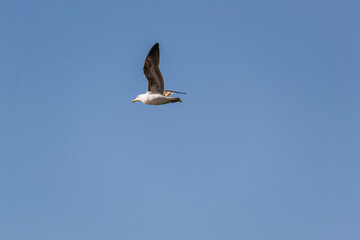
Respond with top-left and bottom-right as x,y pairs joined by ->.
132,99 -> 138,103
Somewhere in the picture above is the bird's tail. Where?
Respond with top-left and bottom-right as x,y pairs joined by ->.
164,90 -> 186,97
169,97 -> 182,103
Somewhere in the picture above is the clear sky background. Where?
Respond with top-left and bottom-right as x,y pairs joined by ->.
1,0 -> 359,239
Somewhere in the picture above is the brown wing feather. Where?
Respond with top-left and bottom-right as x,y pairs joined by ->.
164,90 -> 186,96
164,90 -> 172,97
143,43 -> 164,94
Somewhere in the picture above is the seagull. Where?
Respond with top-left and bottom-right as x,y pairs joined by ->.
132,43 -> 185,105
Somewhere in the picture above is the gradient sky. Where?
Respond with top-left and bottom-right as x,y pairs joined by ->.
1,0 -> 359,239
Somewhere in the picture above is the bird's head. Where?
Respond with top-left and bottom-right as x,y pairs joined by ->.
132,94 -> 144,103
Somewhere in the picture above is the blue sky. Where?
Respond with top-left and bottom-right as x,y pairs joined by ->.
1,0 -> 359,239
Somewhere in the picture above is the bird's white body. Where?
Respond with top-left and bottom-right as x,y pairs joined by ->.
135,93 -> 181,105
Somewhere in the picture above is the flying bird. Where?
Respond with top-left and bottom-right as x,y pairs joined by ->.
132,43 -> 185,105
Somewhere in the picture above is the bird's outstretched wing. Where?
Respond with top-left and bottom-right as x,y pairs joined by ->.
164,90 -> 186,97
143,43 -> 164,94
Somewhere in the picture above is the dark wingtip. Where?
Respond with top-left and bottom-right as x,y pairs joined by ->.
151,42 -> 159,51
147,42 -> 160,58
165,90 -> 186,94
